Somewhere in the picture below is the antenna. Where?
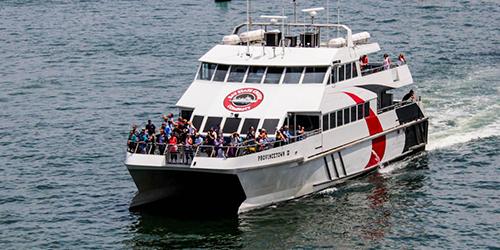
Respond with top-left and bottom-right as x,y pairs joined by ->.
326,0 -> 329,24
293,0 -> 297,23
301,7 -> 324,24
337,0 -> 340,37
246,0 -> 251,56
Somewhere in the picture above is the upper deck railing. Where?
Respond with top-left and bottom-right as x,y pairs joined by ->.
230,22 -> 354,48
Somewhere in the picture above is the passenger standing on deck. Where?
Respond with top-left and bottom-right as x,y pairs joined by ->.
145,120 -> 155,136
383,54 -> 392,70
246,126 -> 256,142
194,133 -> 203,146
360,55 -> 369,70
168,134 -> 178,163
186,121 -> 196,135
147,132 -> 156,154
283,125 -> 292,143
127,129 -> 138,152
162,113 -> 175,124
157,129 -> 167,155
165,121 -> 173,139
297,125 -> 305,140
138,128 -> 148,153
160,122 -> 167,135
275,129 -> 284,147
398,53 -> 406,66
402,89 -> 416,102
184,135 -> 194,164
206,128 -> 216,146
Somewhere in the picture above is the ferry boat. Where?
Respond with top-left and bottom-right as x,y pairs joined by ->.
125,7 -> 429,215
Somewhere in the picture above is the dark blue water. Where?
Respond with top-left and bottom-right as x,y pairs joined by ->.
0,0 -> 499,248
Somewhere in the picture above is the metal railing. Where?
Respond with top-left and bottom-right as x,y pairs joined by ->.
127,142 -> 197,165
361,63 -> 400,76
377,100 -> 414,114
127,129 -> 322,163
194,129 -> 321,159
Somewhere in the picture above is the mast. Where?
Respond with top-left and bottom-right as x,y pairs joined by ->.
246,0 -> 251,55
337,0 -> 340,37
293,0 -> 297,23
326,0 -> 329,24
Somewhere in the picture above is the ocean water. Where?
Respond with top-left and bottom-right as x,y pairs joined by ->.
0,0 -> 499,248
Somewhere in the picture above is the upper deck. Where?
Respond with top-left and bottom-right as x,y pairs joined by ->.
201,22 -> 380,66
175,20 -> 414,137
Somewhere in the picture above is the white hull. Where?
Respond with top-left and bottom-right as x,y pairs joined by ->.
126,104 -> 428,214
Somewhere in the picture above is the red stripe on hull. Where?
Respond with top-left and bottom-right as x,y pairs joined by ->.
343,92 -> 386,169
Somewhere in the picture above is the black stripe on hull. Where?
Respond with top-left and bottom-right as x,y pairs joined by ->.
402,119 -> 428,153
128,168 -> 246,216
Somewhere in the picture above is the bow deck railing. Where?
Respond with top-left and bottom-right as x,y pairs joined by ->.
127,129 -> 322,165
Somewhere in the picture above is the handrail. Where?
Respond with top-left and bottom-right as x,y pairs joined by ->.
231,22 -> 353,47
127,129 -> 322,162
377,100 -> 414,114
361,62 -> 400,76
194,128 -> 322,159
127,141 -> 198,165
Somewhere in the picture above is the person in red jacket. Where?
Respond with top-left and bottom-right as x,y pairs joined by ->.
168,134 -> 178,163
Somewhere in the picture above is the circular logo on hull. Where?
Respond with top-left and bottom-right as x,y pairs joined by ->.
223,88 -> 264,112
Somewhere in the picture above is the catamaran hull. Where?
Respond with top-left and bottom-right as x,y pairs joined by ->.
126,117 -> 428,215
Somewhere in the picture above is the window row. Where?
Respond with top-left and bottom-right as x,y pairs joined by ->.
330,61 -> 359,84
322,102 -> 371,131
198,63 -> 328,84
192,115 -> 280,135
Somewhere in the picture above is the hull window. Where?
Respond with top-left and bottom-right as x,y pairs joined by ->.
352,62 -> 359,78
213,64 -> 229,82
338,65 -> 345,82
246,66 -> 266,83
322,114 -> 329,131
264,67 -> 284,84
192,115 -> 204,132
203,117 -> 223,132
345,63 -> 352,80
337,110 -> 343,127
198,63 -> 217,80
223,118 -> 242,134
303,67 -> 327,84
329,113 -> 336,129
262,119 -> 280,134
241,118 -> 260,135
351,106 -> 357,122
343,108 -> 350,125
357,104 -> 364,120
283,67 -> 303,84
330,66 -> 338,84
227,65 -> 247,83
296,115 -> 320,131
364,102 -> 370,117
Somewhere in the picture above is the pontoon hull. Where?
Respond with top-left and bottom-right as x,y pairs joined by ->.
126,118 -> 428,215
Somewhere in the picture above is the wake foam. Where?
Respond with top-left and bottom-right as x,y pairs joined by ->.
427,123 -> 499,150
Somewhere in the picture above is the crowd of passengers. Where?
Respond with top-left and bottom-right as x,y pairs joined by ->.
127,113 -> 306,163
